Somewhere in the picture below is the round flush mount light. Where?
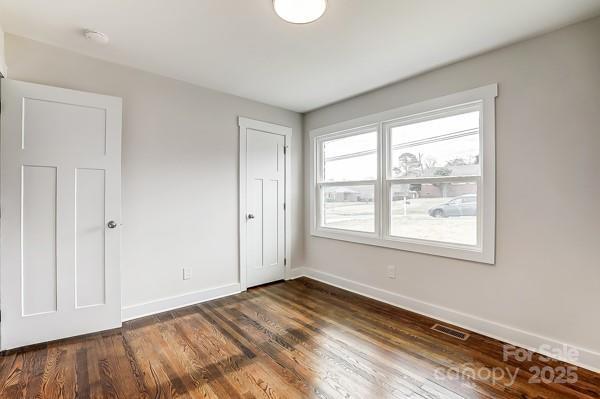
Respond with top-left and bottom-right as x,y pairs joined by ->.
83,29 -> 109,45
273,0 -> 327,24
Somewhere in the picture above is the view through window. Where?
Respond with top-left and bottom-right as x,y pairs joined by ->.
311,85 -> 496,263
320,130 -> 377,233
388,110 -> 480,245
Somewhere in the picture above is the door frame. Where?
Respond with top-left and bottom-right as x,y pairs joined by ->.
238,117 -> 292,291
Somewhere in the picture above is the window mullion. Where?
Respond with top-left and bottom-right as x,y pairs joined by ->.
386,175 -> 480,185
318,180 -> 377,187
379,121 -> 386,239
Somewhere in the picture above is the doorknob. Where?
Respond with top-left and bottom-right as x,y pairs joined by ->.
247,214 -> 255,220
107,220 -> 118,229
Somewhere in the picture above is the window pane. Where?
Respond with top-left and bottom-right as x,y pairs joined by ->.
390,111 -> 480,178
390,182 -> 477,245
322,131 -> 377,182
322,185 -> 375,232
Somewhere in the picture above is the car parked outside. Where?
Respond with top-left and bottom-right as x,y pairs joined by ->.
428,194 -> 477,218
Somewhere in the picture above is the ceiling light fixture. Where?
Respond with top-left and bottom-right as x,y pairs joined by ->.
273,0 -> 327,24
83,29 -> 109,45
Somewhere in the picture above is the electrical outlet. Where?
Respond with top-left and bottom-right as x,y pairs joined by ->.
387,265 -> 397,279
183,267 -> 192,280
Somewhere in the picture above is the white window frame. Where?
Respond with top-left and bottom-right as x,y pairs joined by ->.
315,124 -> 381,238
309,84 -> 497,264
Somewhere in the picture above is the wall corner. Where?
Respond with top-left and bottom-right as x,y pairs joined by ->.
0,24 -> 7,77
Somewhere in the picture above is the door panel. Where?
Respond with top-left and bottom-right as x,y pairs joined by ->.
1,79 -> 122,350
22,165 -> 58,316
247,178 -> 263,273
75,168 -> 107,308
262,179 -> 280,267
23,97 -> 107,155
246,129 -> 285,288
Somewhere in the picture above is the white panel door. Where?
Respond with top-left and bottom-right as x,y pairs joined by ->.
0,79 -> 122,350
245,129 -> 285,287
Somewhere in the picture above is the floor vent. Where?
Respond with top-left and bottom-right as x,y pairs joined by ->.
431,323 -> 470,341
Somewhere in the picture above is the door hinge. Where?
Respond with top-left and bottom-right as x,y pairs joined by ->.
283,145 -> 288,155
283,202 -> 286,211
284,258 -> 287,266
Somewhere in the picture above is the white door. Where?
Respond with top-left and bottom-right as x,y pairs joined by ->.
0,79 -> 122,350
243,125 -> 287,288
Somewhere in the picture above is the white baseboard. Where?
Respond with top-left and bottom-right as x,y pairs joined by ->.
291,267 -> 600,373
121,283 -> 241,322
286,267 -> 306,280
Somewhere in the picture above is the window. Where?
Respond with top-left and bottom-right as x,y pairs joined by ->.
316,127 -> 378,234
310,85 -> 497,263
385,107 -> 480,247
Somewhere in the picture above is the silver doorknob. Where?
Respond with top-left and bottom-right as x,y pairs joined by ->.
107,221 -> 118,229
247,214 -> 255,220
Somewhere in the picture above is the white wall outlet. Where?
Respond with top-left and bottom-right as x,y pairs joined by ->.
387,265 -> 397,279
183,267 -> 192,280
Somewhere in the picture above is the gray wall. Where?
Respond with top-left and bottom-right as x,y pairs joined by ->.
4,34 -> 305,308
304,17 -> 600,354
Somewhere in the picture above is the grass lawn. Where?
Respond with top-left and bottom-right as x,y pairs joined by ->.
323,197 -> 476,245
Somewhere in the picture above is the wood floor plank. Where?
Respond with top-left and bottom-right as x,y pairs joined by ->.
255,283 -> 494,399
0,278 -> 598,399
269,280 -> 577,398
289,278 -> 597,398
231,295 -> 423,399
158,311 -> 245,398
202,301 -> 336,399
21,347 -> 47,399
243,288 -> 460,399
75,341 -> 90,399
190,306 -> 299,399
0,353 -> 24,399
124,315 -> 197,399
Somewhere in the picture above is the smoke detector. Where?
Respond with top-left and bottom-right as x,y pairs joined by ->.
83,29 -> 109,45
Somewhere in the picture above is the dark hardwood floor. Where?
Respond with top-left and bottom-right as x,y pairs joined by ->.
0,277 -> 598,398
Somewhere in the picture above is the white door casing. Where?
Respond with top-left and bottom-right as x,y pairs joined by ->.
0,79 -> 122,350
239,117 -> 291,290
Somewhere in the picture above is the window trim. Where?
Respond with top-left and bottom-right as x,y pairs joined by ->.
309,84 -> 497,264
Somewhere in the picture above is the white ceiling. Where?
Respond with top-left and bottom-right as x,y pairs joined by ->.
1,1 -> 599,112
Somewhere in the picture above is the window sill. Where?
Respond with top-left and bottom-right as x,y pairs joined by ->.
310,228 -> 495,264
